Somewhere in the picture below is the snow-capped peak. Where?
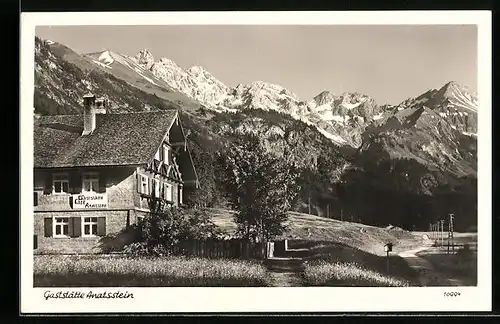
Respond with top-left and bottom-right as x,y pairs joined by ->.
98,50 -> 114,65
340,94 -> 368,110
434,81 -> 478,112
313,91 -> 335,106
187,65 -> 227,87
187,65 -> 207,75
132,49 -> 155,70
155,58 -> 185,74
246,81 -> 299,100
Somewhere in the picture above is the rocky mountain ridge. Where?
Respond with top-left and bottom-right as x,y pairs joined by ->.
121,48 -> 478,148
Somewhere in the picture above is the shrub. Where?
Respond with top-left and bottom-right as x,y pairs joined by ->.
123,198 -> 223,257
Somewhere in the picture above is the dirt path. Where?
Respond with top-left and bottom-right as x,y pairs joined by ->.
398,246 -> 467,286
266,271 -> 303,287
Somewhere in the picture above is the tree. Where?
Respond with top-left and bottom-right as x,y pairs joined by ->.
217,134 -> 302,243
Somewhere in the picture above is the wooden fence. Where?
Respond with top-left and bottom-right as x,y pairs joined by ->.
172,239 -> 266,259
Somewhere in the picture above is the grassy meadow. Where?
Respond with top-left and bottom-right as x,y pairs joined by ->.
34,209 -> 429,287
293,239 -> 419,287
34,254 -> 268,287
303,260 -> 410,287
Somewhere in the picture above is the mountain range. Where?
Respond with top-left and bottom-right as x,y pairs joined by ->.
33,37 -> 478,230
84,46 -> 479,176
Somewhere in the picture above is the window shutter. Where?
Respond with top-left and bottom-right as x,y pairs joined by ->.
34,192 -> 38,206
72,217 -> 81,237
97,217 -> 106,236
148,177 -> 152,196
44,218 -> 52,237
43,173 -> 52,195
69,171 -> 82,194
98,172 -> 106,193
136,172 -> 141,193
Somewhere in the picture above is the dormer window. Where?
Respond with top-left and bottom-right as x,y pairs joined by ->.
164,183 -> 172,201
140,175 -> 149,195
153,178 -> 160,198
162,143 -> 170,165
82,172 -> 99,192
52,173 -> 69,194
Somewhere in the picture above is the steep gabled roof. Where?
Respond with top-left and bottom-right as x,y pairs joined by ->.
34,110 -> 178,168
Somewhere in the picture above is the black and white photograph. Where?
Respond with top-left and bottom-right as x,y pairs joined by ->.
20,11 -> 492,313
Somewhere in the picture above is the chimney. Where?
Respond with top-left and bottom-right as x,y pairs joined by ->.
82,92 -> 96,135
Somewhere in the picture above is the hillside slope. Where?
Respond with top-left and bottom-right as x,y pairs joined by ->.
208,208 -> 423,256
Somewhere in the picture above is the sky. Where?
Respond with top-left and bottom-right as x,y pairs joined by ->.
35,25 -> 477,105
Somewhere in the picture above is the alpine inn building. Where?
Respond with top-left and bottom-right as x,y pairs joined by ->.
33,93 -> 199,254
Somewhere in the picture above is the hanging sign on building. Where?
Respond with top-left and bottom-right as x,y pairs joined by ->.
71,192 -> 108,209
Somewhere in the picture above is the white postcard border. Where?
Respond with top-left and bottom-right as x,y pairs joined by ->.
20,11 -> 492,313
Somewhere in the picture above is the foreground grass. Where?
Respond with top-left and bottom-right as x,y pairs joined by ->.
34,255 -> 268,287
303,260 -> 410,287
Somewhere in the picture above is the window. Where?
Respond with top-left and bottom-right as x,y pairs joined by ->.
34,192 -> 38,206
53,173 -> 69,194
164,183 -> 172,201
163,144 -> 170,165
179,186 -> 183,205
153,178 -> 160,197
82,172 -> 99,192
46,216 -> 105,238
140,175 -> 149,194
54,217 -> 69,237
82,217 -> 98,237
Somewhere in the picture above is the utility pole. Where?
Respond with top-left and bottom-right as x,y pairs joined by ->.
438,220 -> 441,247
440,219 -> 445,247
340,208 -> 343,222
449,213 -> 455,252
308,196 -> 311,215
326,204 -> 330,218
446,215 -> 451,254
437,221 -> 440,243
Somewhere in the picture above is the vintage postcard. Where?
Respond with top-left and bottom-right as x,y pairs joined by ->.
20,11 -> 492,313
